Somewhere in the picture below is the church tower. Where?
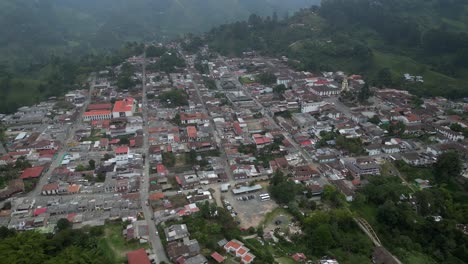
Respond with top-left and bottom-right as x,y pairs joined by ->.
341,78 -> 349,93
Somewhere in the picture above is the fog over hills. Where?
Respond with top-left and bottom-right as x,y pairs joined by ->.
0,0 -> 319,65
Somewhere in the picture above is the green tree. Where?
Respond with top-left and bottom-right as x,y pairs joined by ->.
56,218 -> 72,232
310,224 -> 334,253
434,151 -> 462,183
358,82 -> 371,102
377,200 -> 399,226
162,152 -> 176,167
322,185 -> 345,208
0,231 -> 48,264
119,136 -> 130,145
270,169 -> 285,186
376,68 -> 393,87
389,121 -> 406,136
188,149 -> 197,165
146,46 -> 166,57
273,84 -> 286,95
159,89 -> 189,107
368,115 -> 381,125
172,113 -> 181,125
270,181 -> 297,204
75,164 -> 86,172
96,172 -> 106,182
450,123 -> 463,132
256,72 -> 277,85
88,159 -> 96,170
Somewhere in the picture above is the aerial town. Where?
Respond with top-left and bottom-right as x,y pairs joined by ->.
0,43 -> 467,264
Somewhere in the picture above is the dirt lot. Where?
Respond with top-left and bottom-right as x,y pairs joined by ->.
222,185 -> 278,229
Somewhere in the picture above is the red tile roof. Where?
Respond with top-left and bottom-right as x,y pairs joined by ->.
83,110 -> 111,117
242,253 -> 255,263
149,192 -> 164,201
175,176 -> 182,185
237,246 -> 248,256
113,98 -> 135,113
127,248 -> 151,264
211,252 -> 225,263
180,112 -> 208,121
20,166 -> 44,179
224,240 -> 242,251
33,207 -> 47,216
67,213 -> 77,222
405,113 -> 421,122
187,126 -> 197,138
42,182 -> 59,192
115,146 -> 129,154
233,122 -> 243,135
68,184 -> 80,193
109,139 -> 120,144
156,164 -> 168,174
253,134 -> 272,145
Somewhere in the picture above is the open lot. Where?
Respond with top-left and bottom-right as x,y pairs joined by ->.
262,208 -> 294,234
222,185 -> 277,229
99,223 -> 150,264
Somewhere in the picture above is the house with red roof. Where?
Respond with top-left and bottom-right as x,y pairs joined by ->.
33,207 -> 47,217
41,182 -> 59,195
83,110 -> 112,122
252,134 -> 273,148
401,113 -> 421,124
180,112 -> 209,125
113,98 -> 136,118
127,248 -> 151,264
241,253 -> 255,264
91,120 -> 111,129
211,252 -> 225,263
156,164 -> 169,176
87,103 -> 112,111
223,239 -> 256,264
224,239 -> 243,253
233,122 -> 243,135
115,146 -> 130,163
20,166 -> 44,180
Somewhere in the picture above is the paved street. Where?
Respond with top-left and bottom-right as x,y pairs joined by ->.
28,75 -> 97,199
140,50 -> 170,264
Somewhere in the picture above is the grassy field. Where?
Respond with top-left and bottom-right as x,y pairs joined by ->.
371,51 -> 466,94
261,208 -> 292,227
239,76 -> 256,85
394,161 -> 434,182
98,223 -> 150,264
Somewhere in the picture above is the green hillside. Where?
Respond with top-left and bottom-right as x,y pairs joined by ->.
0,0 -> 319,68
205,0 -> 468,98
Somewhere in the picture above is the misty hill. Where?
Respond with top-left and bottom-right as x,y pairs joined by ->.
205,0 -> 468,98
0,0 -> 318,68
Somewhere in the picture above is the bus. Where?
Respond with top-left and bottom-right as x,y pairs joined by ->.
260,196 -> 270,201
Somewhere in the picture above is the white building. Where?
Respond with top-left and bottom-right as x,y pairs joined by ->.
112,98 -> 137,118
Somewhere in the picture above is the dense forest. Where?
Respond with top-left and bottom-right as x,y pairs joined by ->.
0,220 -> 111,264
204,0 -> 468,98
